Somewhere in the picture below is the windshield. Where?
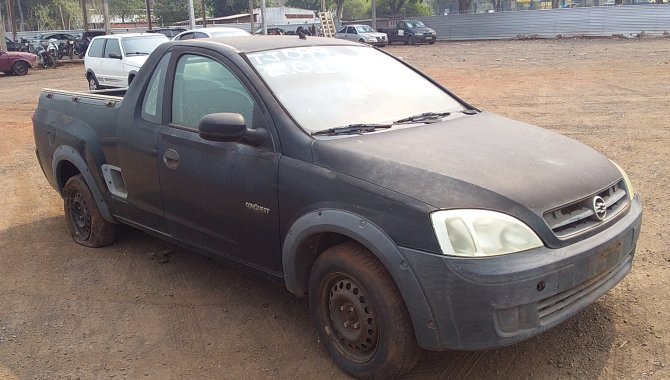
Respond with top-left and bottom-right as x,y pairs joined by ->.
210,29 -> 251,37
248,46 -> 464,133
406,21 -> 426,28
122,36 -> 167,54
355,25 -> 374,33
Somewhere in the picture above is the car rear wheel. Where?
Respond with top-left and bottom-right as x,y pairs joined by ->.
63,174 -> 117,247
309,242 -> 421,379
88,74 -> 99,90
12,61 -> 29,76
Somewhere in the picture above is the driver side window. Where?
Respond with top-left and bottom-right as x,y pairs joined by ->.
171,54 -> 255,130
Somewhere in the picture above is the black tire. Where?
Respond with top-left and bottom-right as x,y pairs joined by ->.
63,174 -> 117,247
359,38 -> 366,43
309,242 -> 421,379
409,35 -> 415,45
12,61 -> 29,76
429,41 -> 435,45
88,74 -> 99,90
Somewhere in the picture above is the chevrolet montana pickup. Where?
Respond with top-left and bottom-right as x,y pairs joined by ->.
33,36 -> 642,379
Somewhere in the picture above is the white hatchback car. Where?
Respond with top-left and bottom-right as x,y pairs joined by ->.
172,27 -> 251,41
335,24 -> 388,47
84,33 -> 169,90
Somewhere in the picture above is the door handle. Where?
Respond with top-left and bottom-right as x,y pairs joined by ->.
163,149 -> 180,169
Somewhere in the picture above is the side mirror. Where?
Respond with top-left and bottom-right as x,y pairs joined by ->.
108,52 -> 122,59
198,113 -> 248,142
198,113 -> 267,145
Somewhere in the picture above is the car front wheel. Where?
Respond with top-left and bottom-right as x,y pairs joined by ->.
309,242 -> 421,379
12,61 -> 29,76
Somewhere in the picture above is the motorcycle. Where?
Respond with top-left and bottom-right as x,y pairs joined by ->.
74,38 -> 89,59
58,40 -> 75,60
36,39 -> 58,69
18,37 -> 30,52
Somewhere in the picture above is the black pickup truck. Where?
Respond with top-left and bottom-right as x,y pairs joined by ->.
380,19 -> 438,45
33,36 -> 642,378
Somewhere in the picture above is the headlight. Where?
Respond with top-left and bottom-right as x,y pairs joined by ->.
610,160 -> 636,201
430,210 -> 543,257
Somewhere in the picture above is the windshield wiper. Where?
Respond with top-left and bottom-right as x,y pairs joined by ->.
311,123 -> 392,136
394,111 -> 451,124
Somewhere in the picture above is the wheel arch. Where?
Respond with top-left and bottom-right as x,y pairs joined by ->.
52,145 -> 116,224
282,209 -> 442,350
13,59 -> 31,67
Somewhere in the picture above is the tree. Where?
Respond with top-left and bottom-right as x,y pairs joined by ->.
109,0 -> 145,22
154,0 -> 201,25
211,0 -> 255,16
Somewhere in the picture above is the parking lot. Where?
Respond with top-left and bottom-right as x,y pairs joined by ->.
0,38 -> 668,379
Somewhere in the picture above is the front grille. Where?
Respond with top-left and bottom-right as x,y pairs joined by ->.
537,252 -> 632,325
543,180 -> 628,238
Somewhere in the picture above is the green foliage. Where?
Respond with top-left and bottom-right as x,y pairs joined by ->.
341,0 -> 368,20
109,0 -> 145,22
153,0 -> 189,25
210,0 -> 254,16
19,0 -> 82,30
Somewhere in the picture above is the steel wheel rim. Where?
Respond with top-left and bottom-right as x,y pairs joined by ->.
15,63 -> 27,74
323,273 -> 378,363
89,78 -> 96,90
67,190 -> 91,240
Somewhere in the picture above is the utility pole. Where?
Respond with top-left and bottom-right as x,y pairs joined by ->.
187,0 -> 195,28
8,0 -> 17,40
201,0 -> 207,28
103,0 -> 111,33
0,12 -> 7,51
81,0 -> 89,31
145,0 -> 152,30
249,0 -> 254,34
371,0 -> 376,30
261,0 -> 266,35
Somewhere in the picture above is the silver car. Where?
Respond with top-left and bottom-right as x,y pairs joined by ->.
172,27 -> 251,41
335,24 -> 387,47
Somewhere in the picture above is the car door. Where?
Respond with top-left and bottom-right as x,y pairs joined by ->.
85,37 -> 105,80
157,49 -> 282,274
100,37 -> 125,87
114,52 -> 173,232
0,51 -> 10,72
346,26 -> 358,41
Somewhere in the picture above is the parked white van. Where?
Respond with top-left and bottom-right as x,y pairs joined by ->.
84,33 -> 168,90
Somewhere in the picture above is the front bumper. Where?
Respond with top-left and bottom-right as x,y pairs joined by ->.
368,39 -> 387,46
400,195 -> 642,351
415,34 -> 437,43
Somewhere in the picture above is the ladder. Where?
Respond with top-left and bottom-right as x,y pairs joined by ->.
318,11 -> 336,38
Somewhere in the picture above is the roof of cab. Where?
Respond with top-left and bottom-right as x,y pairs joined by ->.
171,35 -> 362,54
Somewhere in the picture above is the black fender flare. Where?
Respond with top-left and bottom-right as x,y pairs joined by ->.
282,209 -> 442,350
128,71 -> 137,85
52,145 -> 116,224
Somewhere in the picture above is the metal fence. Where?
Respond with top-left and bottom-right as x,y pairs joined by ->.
417,5 -> 670,40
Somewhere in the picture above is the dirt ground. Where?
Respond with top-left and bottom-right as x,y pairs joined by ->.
0,38 -> 668,379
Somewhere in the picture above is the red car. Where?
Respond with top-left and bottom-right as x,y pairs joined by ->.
0,49 -> 38,75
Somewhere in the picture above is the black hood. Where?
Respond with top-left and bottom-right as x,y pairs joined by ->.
311,112 -> 621,216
